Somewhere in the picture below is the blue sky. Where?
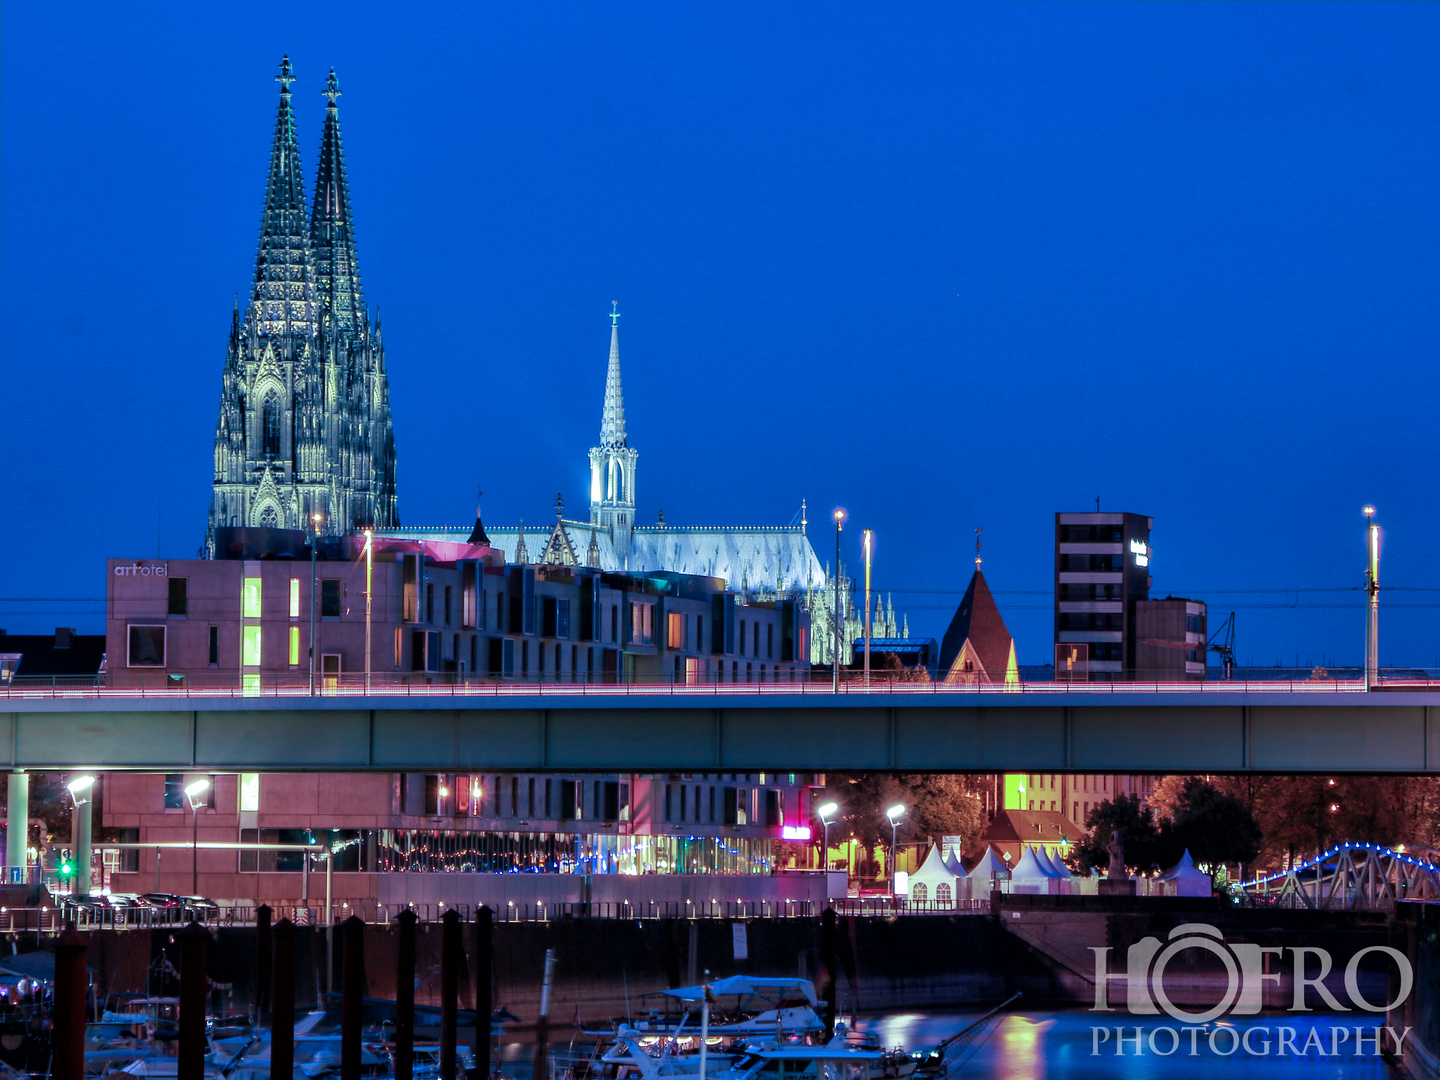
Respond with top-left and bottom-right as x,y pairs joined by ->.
2,3 -> 1436,667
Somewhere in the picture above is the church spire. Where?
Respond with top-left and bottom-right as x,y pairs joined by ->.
249,56 -> 319,338
588,303 -> 639,552
310,69 -> 365,333
599,302 -> 627,447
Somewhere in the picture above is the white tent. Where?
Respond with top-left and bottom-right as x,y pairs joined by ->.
1158,849 -> 1212,897
1035,847 -> 1072,878
1010,845 -> 1059,893
943,850 -> 969,878
907,843 -> 961,907
968,845 -> 1010,878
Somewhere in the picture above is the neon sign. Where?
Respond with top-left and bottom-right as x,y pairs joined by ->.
782,825 -> 812,841
1129,539 -> 1149,567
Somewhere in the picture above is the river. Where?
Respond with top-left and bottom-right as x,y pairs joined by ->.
497,1008 -> 1402,1080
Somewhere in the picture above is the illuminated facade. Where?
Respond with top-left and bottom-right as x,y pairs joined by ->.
392,312 -> 905,666
1053,511 -> 1153,679
205,59 -> 398,556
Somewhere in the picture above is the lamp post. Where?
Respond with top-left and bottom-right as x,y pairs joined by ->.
886,803 -> 905,897
185,778 -> 210,898
816,802 -> 838,872
832,510 -> 845,693
1363,506 -> 1379,691
862,530 -> 873,688
65,776 -> 94,900
310,512 -> 324,696
363,529 -> 374,696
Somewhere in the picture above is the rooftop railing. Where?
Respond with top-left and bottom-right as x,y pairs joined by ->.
2,668 -> 1437,699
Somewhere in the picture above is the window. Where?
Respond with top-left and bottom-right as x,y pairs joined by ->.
753,622 -> 759,656
561,780 -> 579,820
261,393 -> 282,457
426,583 -> 434,624
394,627 -> 403,668
322,579 -> 341,618
127,625 -> 166,667
208,626 -> 219,666
240,773 -> 260,813
242,625 -> 261,666
444,586 -> 452,627
167,577 -> 187,616
163,774 -> 185,809
695,615 -> 704,652
912,883 -> 928,903
936,882 -> 952,903
631,602 -> 653,645
289,578 -> 301,618
610,605 -> 618,642
242,577 -> 262,618
288,626 -> 300,666
667,611 -> 684,650
767,624 -> 773,659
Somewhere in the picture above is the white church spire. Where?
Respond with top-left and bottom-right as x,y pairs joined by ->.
589,303 -> 639,556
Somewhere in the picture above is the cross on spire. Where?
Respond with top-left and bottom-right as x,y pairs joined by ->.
276,55 -> 296,95
975,527 -> 983,569
610,301 -> 620,327
324,69 -> 342,108
555,492 -> 565,518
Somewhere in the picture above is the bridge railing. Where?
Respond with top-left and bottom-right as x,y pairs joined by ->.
4,668 -> 1437,699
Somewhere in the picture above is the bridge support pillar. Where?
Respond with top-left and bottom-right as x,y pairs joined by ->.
5,772 -> 27,883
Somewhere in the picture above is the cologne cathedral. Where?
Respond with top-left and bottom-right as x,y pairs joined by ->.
205,58 -> 397,555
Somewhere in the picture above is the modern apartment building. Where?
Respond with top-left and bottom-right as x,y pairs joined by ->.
1053,511 -> 1153,680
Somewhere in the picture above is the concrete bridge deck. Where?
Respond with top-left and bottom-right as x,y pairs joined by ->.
0,689 -> 1435,773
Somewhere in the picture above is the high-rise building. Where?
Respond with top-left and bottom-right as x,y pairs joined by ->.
1053,511 -> 1152,680
206,59 -> 398,555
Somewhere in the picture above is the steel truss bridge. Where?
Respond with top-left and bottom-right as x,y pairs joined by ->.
0,687 -> 1435,773
1240,842 -> 1440,910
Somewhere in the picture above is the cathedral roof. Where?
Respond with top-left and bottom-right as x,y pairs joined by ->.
310,69 -> 366,335
248,56 -> 320,339
937,569 -> 1014,680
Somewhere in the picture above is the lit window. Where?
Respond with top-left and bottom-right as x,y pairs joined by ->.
667,612 -> 684,649
289,626 -> 300,666
242,578 -> 262,618
242,626 -> 262,667
289,578 -> 301,618
239,773 -> 260,813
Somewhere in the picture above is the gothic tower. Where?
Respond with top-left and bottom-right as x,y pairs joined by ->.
206,58 -> 398,554
588,304 -> 638,560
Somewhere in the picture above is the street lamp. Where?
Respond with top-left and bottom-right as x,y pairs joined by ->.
862,530 -> 873,688
185,778 -> 210,899
363,529 -> 374,695
886,803 -> 905,895
310,512 -> 324,696
1362,506 -> 1379,691
816,802 -> 839,871
66,776 -> 95,899
832,509 -> 845,693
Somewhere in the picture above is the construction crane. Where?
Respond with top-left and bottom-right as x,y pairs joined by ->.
1208,611 -> 1237,679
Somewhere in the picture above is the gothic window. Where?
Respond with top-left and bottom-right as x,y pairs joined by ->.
262,394 -> 282,457
259,506 -> 279,528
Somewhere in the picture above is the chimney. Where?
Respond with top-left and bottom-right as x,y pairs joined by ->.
55,628 -> 75,649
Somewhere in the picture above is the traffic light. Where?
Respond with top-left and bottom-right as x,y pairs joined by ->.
57,849 -> 73,879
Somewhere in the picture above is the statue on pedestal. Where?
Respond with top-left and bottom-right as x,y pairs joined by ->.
1106,827 -> 1127,879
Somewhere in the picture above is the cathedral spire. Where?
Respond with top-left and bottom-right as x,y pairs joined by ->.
310,68 -> 365,333
249,56 -> 318,338
599,302 -> 627,448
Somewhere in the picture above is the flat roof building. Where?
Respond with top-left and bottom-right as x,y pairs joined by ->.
1053,511 -> 1153,681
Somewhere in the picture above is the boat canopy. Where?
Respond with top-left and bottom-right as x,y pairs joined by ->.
662,976 -> 817,1005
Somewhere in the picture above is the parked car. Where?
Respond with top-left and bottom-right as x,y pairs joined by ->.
105,894 -> 159,923
180,896 -> 220,922
141,893 -> 186,922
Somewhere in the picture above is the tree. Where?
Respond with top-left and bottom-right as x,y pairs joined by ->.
1070,794 -> 1164,875
818,773 -> 986,876
1159,777 -> 1261,876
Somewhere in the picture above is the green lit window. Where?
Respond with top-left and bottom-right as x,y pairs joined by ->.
288,626 -> 300,666
242,625 -> 262,667
289,578 -> 301,618
239,773 -> 260,813
242,578 -> 262,618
